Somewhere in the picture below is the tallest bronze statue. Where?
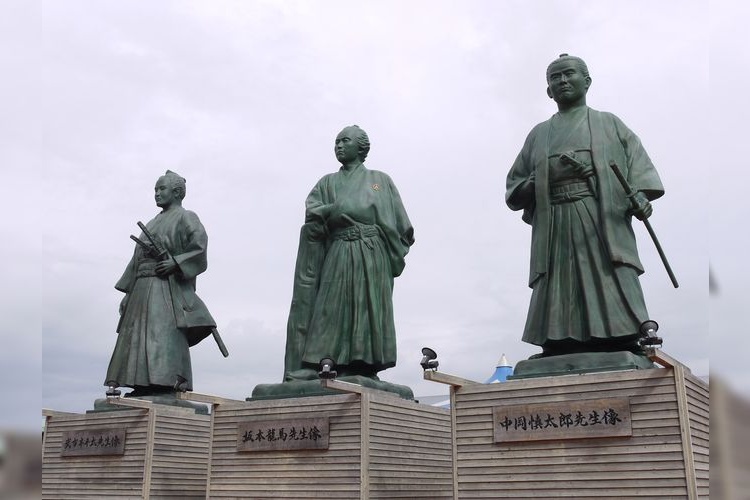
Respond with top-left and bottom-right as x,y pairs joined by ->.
506,54 -> 665,362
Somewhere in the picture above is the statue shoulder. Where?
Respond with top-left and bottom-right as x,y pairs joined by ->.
589,108 -> 623,125
531,117 -> 552,133
366,168 -> 402,190
591,109 -> 636,138
179,208 -> 204,226
520,118 -> 552,148
313,171 -> 338,187
368,168 -> 393,181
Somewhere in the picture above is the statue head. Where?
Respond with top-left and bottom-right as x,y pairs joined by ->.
162,170 -> 186,200
155,170 -> 186,208
335,125 -> 371,164
546,53 -> 590,81
545,53 -> 592,109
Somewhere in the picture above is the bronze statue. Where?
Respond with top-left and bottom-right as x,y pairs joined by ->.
104,170 -> 217,396
506,54 -> 665,358
283,125 -> 415,380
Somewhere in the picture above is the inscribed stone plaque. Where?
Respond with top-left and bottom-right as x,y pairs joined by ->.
60,427 -> 126,457
237,417 -> 329,452
493,397 -> 631,443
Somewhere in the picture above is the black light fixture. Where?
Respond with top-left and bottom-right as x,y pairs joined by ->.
319,357 -> 338,379
639,320 -> 663,348
174,375 -> 188,392
105,380 -> 121,398
420,347 -> 439,371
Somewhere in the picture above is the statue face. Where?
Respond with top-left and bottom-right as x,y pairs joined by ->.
546,60 -> 590,106
335,128 -> 361,164
154,177 -> 177,208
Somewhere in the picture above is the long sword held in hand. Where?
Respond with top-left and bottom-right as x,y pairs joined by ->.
609,161 -> 679,288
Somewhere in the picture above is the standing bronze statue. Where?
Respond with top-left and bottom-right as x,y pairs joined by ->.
506,54 -> 665,361
104,170 -> 217,397
283,125 -> 415,381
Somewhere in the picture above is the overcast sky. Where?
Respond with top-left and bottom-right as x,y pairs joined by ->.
4,0 -> 747,431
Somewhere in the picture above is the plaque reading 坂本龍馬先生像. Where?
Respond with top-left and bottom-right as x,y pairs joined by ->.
236,417 -> 329,452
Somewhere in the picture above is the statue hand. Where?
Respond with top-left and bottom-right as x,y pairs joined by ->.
628,191 -> 653,220
330,200 -> 345,218
307,221 -> 327,241
576,162 -> 595,178
155,257 -> 178,276
306,203 -> 334,223
560,152 -> 594,178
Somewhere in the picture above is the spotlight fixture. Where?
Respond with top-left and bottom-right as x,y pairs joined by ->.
319,357 -> 338,379
105,381 -> 121,398
638,320 -> 663,348
420,347 -> 439,371
174,375 -> 188,392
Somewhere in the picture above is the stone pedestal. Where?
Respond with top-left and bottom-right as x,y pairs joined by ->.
430,361 -> 708,499
252,374 -> 415,400
42,399 -> 210,499
206,384 -> 453,499
511,350 -> 655,379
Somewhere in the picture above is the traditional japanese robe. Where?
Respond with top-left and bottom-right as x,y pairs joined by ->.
506,108 -> 664,349
105,206 -> 216,391
284,163 -> 414,379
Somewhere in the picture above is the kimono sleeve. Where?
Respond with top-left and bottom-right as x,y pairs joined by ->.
613,114 -> 664,201
304,175 -> 334,224
506,126 -> 540,223
114,253 -> 138,293
172,210 -> 209,280
381,174 -> 415,278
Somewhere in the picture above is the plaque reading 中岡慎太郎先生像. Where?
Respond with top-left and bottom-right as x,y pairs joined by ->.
493,397 -> 631,443
60,428 -> 127,457
236,417 -> 329,452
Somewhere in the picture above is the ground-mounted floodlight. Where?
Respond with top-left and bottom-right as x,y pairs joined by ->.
105,380 -> 121,398
420,347 -> 439,371
174,375 -> 188,392
319,357 -> 338,379
639,320 -> 663,348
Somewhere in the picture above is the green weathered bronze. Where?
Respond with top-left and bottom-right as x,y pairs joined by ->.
510,351 -> 656,380
506,54 -> 665,366
252,125 -> 415,400
103,170 -> 217,397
